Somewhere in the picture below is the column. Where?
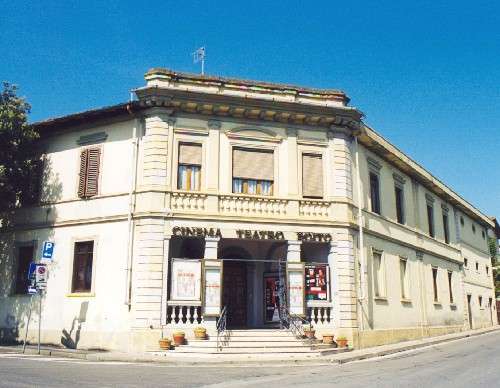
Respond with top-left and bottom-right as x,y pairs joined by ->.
204,237 -> 220,259
286,240 -> 302,262
329,126 -> 353,200
328,240 -> 339,328
160,236 -> 171,326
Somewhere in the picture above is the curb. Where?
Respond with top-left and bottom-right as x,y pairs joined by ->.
325,326 -> 500,365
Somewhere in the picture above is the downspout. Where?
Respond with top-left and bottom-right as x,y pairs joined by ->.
354,135 -> 366,331
125,103 -> 140,308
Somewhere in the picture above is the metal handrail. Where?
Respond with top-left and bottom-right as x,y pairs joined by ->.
280,306 -> 313,342
216,306 -> 228,352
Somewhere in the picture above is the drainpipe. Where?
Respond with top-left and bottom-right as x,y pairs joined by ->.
354,135 -> 366,331
125,103 -> 140,307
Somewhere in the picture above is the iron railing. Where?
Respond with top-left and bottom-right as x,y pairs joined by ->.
280,305 -> 315,344
216,306 -> 229,351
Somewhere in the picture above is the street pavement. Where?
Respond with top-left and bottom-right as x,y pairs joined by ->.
0,330 -> 499,387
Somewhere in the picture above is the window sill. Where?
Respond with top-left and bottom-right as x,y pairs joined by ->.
450,303 -> 457,309
433,301 -> 442,307
374,296 -> 388,302
400,298 -> 412,304
66,292 -> 95,298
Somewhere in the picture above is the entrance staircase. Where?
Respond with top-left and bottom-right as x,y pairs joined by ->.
170,329 -> 339,357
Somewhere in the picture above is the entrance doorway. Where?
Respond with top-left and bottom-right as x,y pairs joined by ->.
223,261 -> 247,328
467,294 -> 473,329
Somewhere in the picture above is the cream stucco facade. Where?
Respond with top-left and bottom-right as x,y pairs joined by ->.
0,69 -> 496,352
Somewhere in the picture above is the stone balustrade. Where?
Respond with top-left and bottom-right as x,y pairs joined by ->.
299,199 -> 332,218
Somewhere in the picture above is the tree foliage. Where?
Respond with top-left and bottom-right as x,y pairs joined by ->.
0,82 -> 41,212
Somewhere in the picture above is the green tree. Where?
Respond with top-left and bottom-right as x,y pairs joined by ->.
0,82 -> 41,214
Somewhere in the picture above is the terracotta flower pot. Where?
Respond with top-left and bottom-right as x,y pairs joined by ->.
336,338 -> 348,348
304,330 -> 316,339
159,338 -> 171,350
322,334 -> 334,345
194,327 -> 207,340
172,332 -> 185,346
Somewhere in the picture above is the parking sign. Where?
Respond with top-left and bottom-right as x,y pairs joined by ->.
42,241 -> 54,260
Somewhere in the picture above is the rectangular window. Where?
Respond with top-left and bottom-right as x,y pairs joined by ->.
14,245 -> 34,294
232,148 -> 274,196
373,251 -> 385,298
395,185 -> 405,224
476,262 -> 479,271
448,271 -> 454,304
302,154 -> 323,199
432,267 -> 439,302
478,295 -> 483,308
442,211 -> 450,244
464,258 -> 468,267
486,266 -> 489,275
78,148 -> 100,198
72,241 -> 94,293
427,204 -> 435,238
400,258 -> 409,299
369,172 -> 381,215
177,143 -> 202,191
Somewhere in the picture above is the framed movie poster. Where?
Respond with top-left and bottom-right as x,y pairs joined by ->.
171,258 -> 202,301
305,264 -> 330,301
287,264 -> 305,316
264,273 -> 282,323
203,261 -> 222,316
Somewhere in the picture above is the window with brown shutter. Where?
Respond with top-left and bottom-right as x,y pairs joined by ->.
232,148 -> 274,196
177,143 -> 202,191
78,148 -> 100,198
302,154 -> 323,198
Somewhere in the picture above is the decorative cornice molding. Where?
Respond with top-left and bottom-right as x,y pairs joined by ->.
425,193 -> 435,204
393,173 -> 406,186
367,157 -> 382,172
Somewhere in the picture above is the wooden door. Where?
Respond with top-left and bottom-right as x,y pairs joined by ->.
223,261 -> 247,328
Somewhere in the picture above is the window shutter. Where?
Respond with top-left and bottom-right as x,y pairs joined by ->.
78,149 -> 89,198
302,154 -> 323,198
179,143 -> 202,165
233,148 -> 274,180
85,148 -> 100,197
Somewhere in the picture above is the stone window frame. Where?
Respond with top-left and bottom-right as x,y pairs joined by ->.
371,247 -> 387,300
367,157 -> 382,216
298,143 -> 328,200
67,236 -> 99,297
399,256 -> 411,302
11,240 -> 38,296
425,193 -> 435,238
441,204 -> 450,244
172,132 -> 207,193
227,138 -> 280,197
431,266 -> 440,304
393,173 -> 406,225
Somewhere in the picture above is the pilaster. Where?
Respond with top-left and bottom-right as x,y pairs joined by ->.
329,127 -> 353,200
286,240 -> 302,263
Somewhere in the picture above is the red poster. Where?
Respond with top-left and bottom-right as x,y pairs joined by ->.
305,265 -> 328,301
264,274 -> 281,323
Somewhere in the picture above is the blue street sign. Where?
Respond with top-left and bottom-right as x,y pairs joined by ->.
28,262 -> 37,280
42,241 -> 54,260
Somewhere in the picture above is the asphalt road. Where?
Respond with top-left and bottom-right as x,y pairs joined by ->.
0,331 -> 499,388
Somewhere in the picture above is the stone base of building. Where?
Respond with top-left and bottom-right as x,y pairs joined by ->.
355,325 -> 465,348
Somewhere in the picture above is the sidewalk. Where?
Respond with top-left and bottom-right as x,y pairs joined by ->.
1,325 -> 498,366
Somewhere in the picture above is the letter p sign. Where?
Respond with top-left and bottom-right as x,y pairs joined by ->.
42,241 -> 54,260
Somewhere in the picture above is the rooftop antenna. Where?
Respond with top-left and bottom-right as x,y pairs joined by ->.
192,46 -> 206,75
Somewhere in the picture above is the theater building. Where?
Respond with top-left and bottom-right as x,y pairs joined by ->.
0,69 -> 496,352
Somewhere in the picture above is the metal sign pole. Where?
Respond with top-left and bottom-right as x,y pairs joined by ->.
22,295 -> 34,353
38,291 -> 42,355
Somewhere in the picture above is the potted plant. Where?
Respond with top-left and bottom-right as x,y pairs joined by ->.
158,337 -> 171,350
172,330 -> 185,346
336,335 -> 348,348
303,323 -> 315,339
194,326 -> 207,340
322,333 -> 334,345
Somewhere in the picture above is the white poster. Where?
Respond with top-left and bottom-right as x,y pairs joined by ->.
171,259 -> 202,301
288,270 -> 305,316
204,267 -> 221,316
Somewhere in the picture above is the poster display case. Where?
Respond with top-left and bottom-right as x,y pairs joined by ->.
170,258 -> 202,302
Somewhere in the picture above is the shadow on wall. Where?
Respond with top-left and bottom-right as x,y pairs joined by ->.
0,156 -> 62,345
61,301 -> 88,349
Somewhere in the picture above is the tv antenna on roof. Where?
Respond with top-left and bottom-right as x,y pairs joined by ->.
192,46 -> 206,75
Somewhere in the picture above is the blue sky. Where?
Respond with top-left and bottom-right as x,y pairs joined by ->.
1,1 -> 499,218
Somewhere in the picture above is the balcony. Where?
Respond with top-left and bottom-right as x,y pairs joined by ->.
168,191 -> 337,221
